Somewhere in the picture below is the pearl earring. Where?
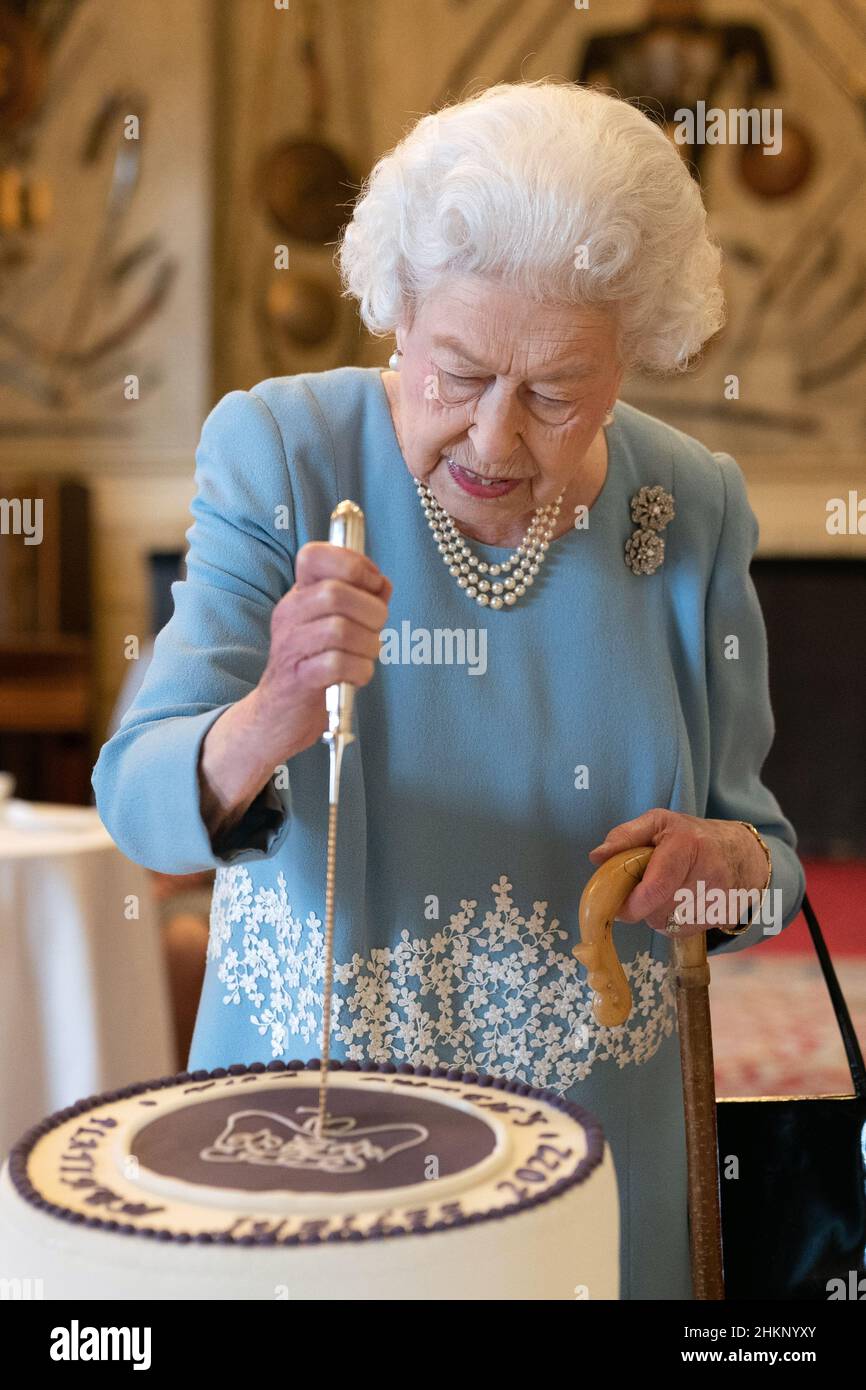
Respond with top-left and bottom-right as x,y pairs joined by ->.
388,349 -> 403,370
603,405 -> 615,427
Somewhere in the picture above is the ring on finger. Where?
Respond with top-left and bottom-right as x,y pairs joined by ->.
665,905 -> 688,935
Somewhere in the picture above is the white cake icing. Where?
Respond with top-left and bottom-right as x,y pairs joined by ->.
0,1062 -> 620,1300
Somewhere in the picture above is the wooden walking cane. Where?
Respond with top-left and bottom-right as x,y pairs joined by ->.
573,847 -> 725,1300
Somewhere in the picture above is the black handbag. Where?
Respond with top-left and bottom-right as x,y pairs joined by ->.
716,892 -> 866,1301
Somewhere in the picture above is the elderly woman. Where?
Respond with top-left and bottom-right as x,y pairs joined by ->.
94,81 -> 805,1300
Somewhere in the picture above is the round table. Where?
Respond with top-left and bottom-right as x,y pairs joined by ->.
0,800 -> 175,1157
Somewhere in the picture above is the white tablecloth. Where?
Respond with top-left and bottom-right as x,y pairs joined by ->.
0,801 -> 174,1157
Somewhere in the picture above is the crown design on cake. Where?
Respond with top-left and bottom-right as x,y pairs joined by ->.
199,1107 -> 429,1176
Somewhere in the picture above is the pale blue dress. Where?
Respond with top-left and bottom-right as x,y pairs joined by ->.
92,367 -> 806,1300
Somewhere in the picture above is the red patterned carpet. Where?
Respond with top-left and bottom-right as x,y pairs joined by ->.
710,860 -> 866,1098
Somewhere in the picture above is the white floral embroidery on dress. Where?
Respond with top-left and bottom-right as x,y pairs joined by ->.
207,867 -> 677,1092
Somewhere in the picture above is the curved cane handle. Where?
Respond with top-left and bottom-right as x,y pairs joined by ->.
573,847 -> 654,1026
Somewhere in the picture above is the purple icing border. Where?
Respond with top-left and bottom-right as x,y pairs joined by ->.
7,1059 -> 606,1248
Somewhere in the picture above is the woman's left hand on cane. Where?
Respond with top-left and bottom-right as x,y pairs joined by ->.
588,809 -> 769,937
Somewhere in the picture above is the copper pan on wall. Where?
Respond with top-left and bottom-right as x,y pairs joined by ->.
255,0 -> 354,245
737,114 -> 815,199
262,271 -> 337,349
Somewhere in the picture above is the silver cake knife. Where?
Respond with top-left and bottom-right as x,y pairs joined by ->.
317,500 -> 366,1137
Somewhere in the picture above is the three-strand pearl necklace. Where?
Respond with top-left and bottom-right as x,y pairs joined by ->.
415,468 -> 564,610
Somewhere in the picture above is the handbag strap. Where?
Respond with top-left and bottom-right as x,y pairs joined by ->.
800,890 -> 866,1099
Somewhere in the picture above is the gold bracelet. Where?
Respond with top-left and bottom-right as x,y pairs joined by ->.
715,821 -> 773,937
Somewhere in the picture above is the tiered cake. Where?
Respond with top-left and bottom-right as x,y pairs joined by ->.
0,1059 -> 619,1300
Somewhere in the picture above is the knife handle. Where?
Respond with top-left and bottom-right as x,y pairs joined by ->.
325,501 -> 366,741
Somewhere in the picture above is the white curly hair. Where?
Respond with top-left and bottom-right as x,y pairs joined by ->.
337,79 -> 725,374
